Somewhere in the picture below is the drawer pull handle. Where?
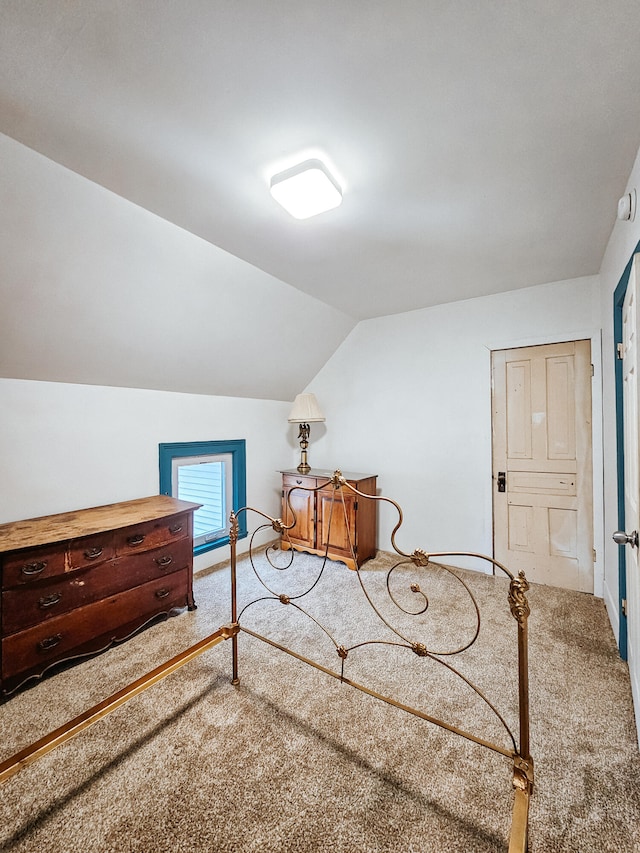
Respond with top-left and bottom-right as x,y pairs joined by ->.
22,560 -> 47,576
169,524 -> 183,535
84,546 -> 103,560
296,480 -> 302,485
155,555 -> 173,568
155,588 -> 170,599
127,534 -> 145,547
38,592 -> 62,609
38,633 -> 62,651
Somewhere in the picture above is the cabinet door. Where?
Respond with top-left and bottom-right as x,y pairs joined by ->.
282,485 -> 315,547
318,488 -> 356,560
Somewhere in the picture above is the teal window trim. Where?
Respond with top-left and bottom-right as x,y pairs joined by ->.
159,439 -> 247,556
613,239 -> 640,660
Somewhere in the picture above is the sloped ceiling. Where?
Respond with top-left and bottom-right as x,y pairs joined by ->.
0,133 -> 353,400
1,2 -> 640,398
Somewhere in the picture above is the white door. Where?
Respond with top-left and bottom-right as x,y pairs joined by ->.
492,340 -> 593,592
617,254 -> 640,745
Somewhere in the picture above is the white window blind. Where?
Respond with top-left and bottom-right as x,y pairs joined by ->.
171,453 -> 233,547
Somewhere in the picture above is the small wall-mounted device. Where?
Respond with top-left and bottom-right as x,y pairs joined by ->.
617,188 -> 637,222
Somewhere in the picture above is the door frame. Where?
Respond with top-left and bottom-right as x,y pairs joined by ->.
613,240 -> 640,659
486,326 -> 604,600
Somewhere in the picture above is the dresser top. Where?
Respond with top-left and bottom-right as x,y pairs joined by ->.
0,495 -> 200,553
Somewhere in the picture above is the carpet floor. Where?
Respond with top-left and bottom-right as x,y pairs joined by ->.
0,548 -> 638,852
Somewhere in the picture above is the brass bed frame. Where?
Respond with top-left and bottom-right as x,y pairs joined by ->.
0,471 -> 533,852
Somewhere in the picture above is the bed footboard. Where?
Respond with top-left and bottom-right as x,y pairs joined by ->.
230,470 -> 534,852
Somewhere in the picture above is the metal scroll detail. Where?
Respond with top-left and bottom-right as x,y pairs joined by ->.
508,571 -> 531,624
229,511 -> 239,546
382,556 -> 481,654
230,471 -> 533,852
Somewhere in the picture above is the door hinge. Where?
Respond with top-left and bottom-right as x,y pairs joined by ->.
622,598 -> 628,617
592,548 -> 596,562
590,363 -> 594,377
617,342 -> 625,360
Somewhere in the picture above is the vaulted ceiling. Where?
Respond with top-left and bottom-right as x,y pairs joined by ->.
2,1 -> 640,323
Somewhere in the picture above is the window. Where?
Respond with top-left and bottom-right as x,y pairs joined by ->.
159,440 -> 247,555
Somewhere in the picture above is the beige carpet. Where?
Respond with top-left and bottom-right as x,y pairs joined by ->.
0,548 -> 639,852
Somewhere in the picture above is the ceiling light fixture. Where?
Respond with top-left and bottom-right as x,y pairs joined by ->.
270,158 -> 342,219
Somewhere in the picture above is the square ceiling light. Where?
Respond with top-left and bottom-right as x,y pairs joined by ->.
269,158 -> 342,219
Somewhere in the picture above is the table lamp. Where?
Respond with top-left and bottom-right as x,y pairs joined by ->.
288,393 -> 325,473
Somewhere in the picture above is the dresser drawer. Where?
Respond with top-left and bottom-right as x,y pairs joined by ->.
3,571 -> 88,634
114,538 -> 193,588
3,536 -> 193,635
2,570 -> 190,682
114,512 -> 190,555
68,532 -> 114,570
2,544 -> 66,589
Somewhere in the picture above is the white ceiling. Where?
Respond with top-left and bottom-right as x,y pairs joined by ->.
1,1 -> 640,321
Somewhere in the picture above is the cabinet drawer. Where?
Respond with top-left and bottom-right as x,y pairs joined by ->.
68,532 -> 114,570
2,570 -> 189,681
2,544 -> 66,589
283,474 -> 318,490
114,512 -> 189,555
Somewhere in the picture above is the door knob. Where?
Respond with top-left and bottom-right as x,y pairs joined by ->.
613,529 -> 639,548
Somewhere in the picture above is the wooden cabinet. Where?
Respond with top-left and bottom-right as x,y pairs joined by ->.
280,469 -> 377,570
0,495 -> 199,697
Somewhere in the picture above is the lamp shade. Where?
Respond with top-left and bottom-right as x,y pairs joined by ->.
288,393 -> 325,424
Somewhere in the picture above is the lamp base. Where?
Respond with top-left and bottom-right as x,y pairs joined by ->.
297,444 -> 310,474
296,425 -> 311,474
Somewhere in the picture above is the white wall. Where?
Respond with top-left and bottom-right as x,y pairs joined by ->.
599,144 -> 640,641
307,275 -> 602,583
0,378 -> 289,571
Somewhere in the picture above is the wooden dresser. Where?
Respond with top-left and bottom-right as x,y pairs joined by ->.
280,469 -> 377,570
0,495 -> 199,697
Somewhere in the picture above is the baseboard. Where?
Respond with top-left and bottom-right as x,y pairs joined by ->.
603,579 -> 620,647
